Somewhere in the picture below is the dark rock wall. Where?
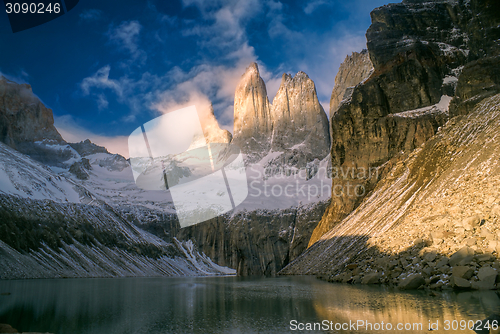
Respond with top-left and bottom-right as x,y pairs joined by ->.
174,200 -> 330,276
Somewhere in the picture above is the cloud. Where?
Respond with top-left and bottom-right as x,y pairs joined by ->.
182,0 -> 262,55
96,94 -> 109,110
54,115 -> 130,158
263,1 -> 370,113
79,9 -> 103,21
80,65 -> 123,97
107,20 -> 146,64
303,0 -> 328,14
0,70 -> 29,85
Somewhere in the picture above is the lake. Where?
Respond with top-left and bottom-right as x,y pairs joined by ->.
0,276 -> 499,333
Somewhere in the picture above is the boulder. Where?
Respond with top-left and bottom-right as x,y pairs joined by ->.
452,266 -> 474,280
398,274 -> 425,290
478,267 -> 497,282
450,276 -> 471,289
449,246 -> 475,267
361,272 -> 381,284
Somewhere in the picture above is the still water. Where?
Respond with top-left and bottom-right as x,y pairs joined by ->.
0,276 -> 499,333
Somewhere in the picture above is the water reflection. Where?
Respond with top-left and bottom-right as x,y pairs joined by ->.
0,277 -> 499,333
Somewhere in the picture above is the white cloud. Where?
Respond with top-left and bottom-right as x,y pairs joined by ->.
96,94 -> 109,110
303,0 -> 328,14
54,115 -> 130,158
263,2 -> 369,114
107,20 -> 146,64
80,65 -> 123,97
182,0 -> 262,52
79,9 -> 103,21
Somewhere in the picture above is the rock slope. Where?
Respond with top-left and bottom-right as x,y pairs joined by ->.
0,142 -> 234,279
309,0 -> 500,246
282,93 -> 500,290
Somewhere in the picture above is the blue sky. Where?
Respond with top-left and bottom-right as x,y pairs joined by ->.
0,0 -> 396,156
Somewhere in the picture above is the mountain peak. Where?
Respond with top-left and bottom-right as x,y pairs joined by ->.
270,70 -> 330,164
0,77 -> 64,149
232,62 -> 272,159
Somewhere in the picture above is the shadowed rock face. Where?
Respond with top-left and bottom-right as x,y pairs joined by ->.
367,0 -> 500,116
330,50 -> 373,117
176,200 -> 330,276
0,77 -> 64,148
69,139 -> 109,156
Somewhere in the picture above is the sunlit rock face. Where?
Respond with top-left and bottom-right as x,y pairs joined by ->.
232,63 -> 330,167
308,0 -> 500,246
232,62 -> 273,160
200,104 -> 232,145
282,94 -> 500,291
269,72 -> 330,168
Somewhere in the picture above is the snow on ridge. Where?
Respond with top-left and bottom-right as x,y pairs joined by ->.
0,142 -> 81,203
391,95 -> 452,118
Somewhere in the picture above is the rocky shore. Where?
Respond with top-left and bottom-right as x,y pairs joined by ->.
320,209 -> 500,290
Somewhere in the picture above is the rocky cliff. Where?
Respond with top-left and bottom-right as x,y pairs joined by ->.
269,72 -> 330,168
0,77 -> 79,166
329,50 -> 373,116
282,93 -> 500,290
175,200 -> 330,276
232,63 -> 330,165
0,77 -> 87,166
168,64 -> 332,276
232,63 -> 273,160
309,0 -> 500,246
0,77 -> 64,147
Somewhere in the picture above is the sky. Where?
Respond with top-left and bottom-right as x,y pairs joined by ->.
0,0 -> 396,157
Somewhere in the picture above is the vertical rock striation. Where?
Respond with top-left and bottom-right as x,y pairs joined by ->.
270,72 -> 330,167
330,50 -> 374,116
0,76 -> 64,148
308,0 -> 490,245
232,63 -> 273,160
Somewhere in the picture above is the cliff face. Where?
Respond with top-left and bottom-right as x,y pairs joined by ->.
232,63 -> 273,159
309,0 -> 499,246
0,77 -> 64,147
282,94 -> 500,290
176,200 -> 330,276
232,63 -> 330,166
0,77 -> 84,166
367,0 -> 500,116
270,72 -> 330,168
329,50 -> 373,116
